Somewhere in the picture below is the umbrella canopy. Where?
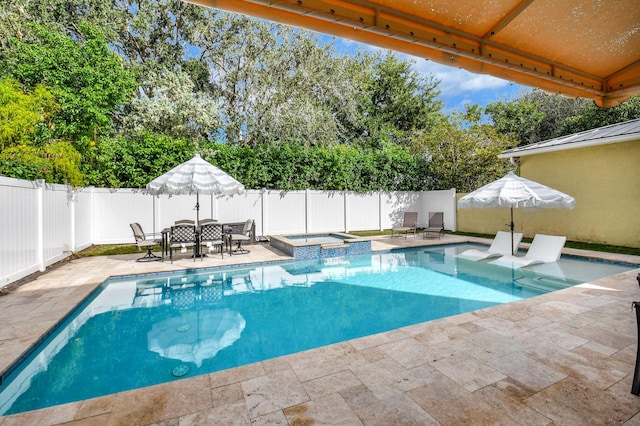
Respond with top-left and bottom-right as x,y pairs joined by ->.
458,172 -> 575,254
147,308 -> 245,367
146,153 -> 245,223
147,153 -> 244,197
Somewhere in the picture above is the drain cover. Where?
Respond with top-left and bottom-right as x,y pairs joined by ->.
176,324 -> 191,332
172,365 -> 189,377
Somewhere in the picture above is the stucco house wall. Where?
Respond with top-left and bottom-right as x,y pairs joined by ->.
457,121 -> 640,248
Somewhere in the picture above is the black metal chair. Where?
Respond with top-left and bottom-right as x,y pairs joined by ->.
169,224 -> 197,263
199,222 -> 225,259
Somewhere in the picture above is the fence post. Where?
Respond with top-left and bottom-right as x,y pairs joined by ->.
379,191 -> 383,231
35,179 -> 45,272
344,191 -> 348,233
68,187 -> 77,253
260,188 -> 266,238
88,186 -> 95,244
305,189 -> 310,234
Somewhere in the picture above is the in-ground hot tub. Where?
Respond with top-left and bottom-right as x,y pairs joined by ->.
270,232 -> 371,260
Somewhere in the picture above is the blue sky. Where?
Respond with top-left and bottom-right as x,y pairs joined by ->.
329,37 -> 528,113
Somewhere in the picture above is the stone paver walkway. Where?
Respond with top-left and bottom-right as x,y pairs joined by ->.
1,235 -> 639,425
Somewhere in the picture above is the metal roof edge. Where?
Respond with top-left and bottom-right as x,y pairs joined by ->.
498,133 -> 639,158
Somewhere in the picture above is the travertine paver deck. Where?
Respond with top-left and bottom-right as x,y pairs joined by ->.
1,235 -> 640,425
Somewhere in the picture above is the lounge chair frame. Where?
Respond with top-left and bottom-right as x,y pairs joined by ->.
423,212 -> 445,239
391,212 -> 418,238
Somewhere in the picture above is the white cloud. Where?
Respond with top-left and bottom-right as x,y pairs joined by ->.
407,57 -> 511,94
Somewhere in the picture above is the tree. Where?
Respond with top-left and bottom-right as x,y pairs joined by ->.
559,95 -> 640,135
518,90 -> 590,142
411,105 -> 516,191
194,14 -> 367,146
248,38 -> 368,146
0,141 -> 83,185
485,90 -> 640,145
1,22 -> 137,144
359,53 -> 443,147
484,97 -> 545,146
0,78 -> 58,150
84,132 -> 195,187
0,1 -> 446,189
119,69 -> 220,143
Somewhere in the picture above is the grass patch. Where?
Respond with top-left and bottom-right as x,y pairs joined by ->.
76,244 -> 150,257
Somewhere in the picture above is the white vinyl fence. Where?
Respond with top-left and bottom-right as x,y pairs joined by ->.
1,175 -> 456,287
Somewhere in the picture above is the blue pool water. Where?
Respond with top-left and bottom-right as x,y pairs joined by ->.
0,244 -> 634,415
286,233 -> 348,244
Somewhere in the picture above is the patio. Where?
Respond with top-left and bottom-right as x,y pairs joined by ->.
1,235 -> 639,425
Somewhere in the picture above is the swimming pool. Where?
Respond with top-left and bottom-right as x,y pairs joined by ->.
0,244 -> 634,415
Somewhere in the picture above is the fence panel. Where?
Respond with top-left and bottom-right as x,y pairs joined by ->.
346,192 -> 381,231
263,191 -> 306,235
74,188 -> 93,251
0,177 -> 40,286
42,184 -> 72,265
381,191 -> 422,230
93,189 -> 155,244
308,191 -> 345,233
1,176 -> 457,286
215,191 -> 263,231
421,189 -> 458,232
154,193 -> 201,234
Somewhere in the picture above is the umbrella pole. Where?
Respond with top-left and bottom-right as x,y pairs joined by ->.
195,192 -> 201,258
510,208 -> 515,255
196,192 -> 200,225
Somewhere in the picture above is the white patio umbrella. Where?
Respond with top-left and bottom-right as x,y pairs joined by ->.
458,172 -> 575,255
146,153 -> 245,224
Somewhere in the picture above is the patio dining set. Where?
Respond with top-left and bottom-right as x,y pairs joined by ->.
130,219 -> 254,263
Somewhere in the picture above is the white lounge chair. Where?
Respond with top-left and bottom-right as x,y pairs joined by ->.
458,231 -> 523,261
489,234 -> 567,269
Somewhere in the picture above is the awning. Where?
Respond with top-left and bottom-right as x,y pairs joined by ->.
186,0 -> 640,107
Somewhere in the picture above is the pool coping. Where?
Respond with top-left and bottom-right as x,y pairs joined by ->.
1,234 -> 639,424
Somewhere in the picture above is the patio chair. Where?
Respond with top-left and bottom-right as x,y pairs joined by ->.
175,219 -> 195,225
230,219 -> 254,255
391,212 -> 418,238
458,231 -> 523,261
423,212 -> 445,239
130,223 -> 162,262
199,222 -> 225,259
169,224 -> 198,263
489,234 -> 567,269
